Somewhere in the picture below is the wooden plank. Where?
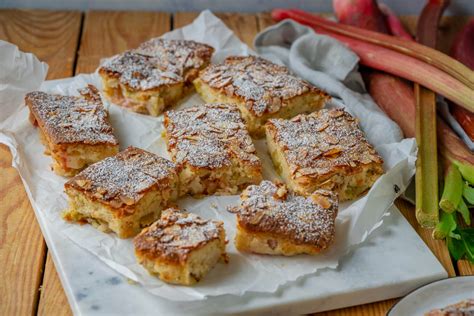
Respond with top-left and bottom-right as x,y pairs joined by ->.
315,299 -> 396,316
174,12 -> 258,48
36,11 -> 172,315
38,255 -> 72,316
75,11 -> 170,73
173,12 -> 199,28
0,9 -> 82,316
215,13 -> 258,48
458,260 -> 474,276
0,10 -> 83,79
0,145 -> 47,316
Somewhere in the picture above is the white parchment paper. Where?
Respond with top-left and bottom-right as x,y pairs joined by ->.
0,11 -> 416,301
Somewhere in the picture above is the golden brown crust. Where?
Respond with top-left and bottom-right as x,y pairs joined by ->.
164,103 -> 261,170
229,181 -> 338,250
98,39 -> 214,92
134,208 -> 225,264
266,109 -> 383,176
64,146 -> 177,210
196,56 -> 329,117
25,85 -> 118,145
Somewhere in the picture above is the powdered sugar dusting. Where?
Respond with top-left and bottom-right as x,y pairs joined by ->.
268,109 -> 383,176
230,180 -> 338,247
66,147 -> 177,207
25,85 -> 118,145
100,39 -> 214,91
199,56 -> 327,116
134,208 -> 223,263
165,103 -> 260,169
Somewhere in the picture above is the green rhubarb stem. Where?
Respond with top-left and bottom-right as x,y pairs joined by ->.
433,211 -> 457,240
415,85 -> 439,228
457,198 -> 471,225
463,182 -> 474,204
414,2 -> 444,229
437,119 -> 474,185
453,160 -> 474,185
439,164 -> 463,213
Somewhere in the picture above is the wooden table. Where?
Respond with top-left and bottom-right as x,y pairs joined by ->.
0,9 -> 472,316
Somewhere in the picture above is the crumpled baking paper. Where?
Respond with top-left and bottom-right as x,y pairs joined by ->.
0,10 -> 416,301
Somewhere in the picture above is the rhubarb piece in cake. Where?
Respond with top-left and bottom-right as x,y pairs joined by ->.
63,146 -> 179,238
229,180 -> 338,256
163,103 -> 262,196
194,56 -> 329,136
99,39 -> 214,116
25,85 -> 119,177
134,208 -> 227,285
265,109 -> 384,201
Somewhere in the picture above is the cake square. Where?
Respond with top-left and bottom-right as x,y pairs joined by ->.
63,146 -> 179,238
265,109 -> 384,201
163,103 -> 263,196
193,56 -> 330,137
99,39 -> 214,116
134,208 -> 227,285
25,85 -> 119,177
228,180 -> 338,256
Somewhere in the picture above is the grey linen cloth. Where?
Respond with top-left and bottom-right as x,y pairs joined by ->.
254,20 -> 403,146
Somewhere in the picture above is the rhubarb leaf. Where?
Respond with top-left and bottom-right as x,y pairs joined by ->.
459,228 -> 474,263
447,233 -> 465,261
447,227 -> 474,263
463,182 -> 474,205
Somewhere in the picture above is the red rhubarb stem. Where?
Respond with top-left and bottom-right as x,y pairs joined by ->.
272,8 -> 474,90
378,3 -> 414,40
332,0 -> 389,33
450,19 -> 474,141
271,9 -> 474,113
417,0 -> 451,48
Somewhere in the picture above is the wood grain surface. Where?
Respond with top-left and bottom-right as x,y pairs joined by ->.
0,9 -> 82,316
38,255 -> 71,316
76,11 -> 170,74
0,9 -> 472,316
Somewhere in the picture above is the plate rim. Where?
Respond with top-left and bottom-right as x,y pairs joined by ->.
386,275 -> 474,316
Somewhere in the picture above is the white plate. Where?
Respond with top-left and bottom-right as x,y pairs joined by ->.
388,276 -> 474,316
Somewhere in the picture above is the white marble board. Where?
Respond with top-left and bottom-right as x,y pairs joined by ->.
39,203 -> 447,315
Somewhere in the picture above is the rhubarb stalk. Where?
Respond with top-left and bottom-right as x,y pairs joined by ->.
449,19 -> 474,141
333,0 -> 389,33
378,3 -> 414,40
439,164 -> 463,213
272,9 -> 474,90
414,0 -> 448,227
367,73 -> 415,138
415,83 -> 439,227
416,0 -> 451,48
271,9 -> 474,113
438,118 -> 474,184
